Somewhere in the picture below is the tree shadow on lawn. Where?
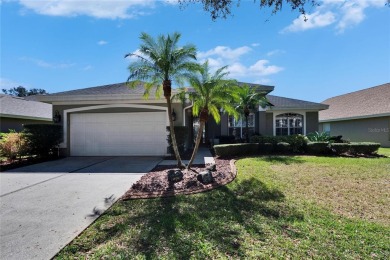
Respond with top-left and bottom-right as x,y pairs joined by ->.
260,156 -> 305,165
61,177 -> 304,258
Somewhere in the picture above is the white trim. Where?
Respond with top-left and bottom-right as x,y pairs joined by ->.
0,114 -> 52,121
61,104 -> 168,149
319,112 -> 390,123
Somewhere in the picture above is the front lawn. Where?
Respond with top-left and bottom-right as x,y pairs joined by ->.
56,152 -> 390,259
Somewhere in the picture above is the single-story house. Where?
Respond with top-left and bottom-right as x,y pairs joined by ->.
34,82 -> 328,156
319,83 -> 390,147
0,94 -> 52,132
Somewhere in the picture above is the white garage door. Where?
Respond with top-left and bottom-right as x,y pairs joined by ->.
70,112 -> 167,156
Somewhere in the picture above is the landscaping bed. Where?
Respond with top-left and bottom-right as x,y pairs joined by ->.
122,158 -> 236,199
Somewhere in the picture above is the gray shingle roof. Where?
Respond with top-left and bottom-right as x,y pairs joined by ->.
319,83 -> 390,122
0,94 -> 52,120
267,95 -> 329,110
50,82 -> 149,96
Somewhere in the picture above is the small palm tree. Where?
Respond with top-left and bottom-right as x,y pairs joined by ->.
175,61 -> 238,169
126,32 -> 198,168
235,85 -> 272,142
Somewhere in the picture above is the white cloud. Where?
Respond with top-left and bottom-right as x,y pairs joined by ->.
97,40 -> 108,45
249,60 -> 284,76
266,49 -> 285,56
251,43 -> 260,47
198,46 -> 252,61
282,11 -> 336,33
125,49 -> 146,61
17,0 -> 155,19
20,57 -> 75,69
198,45 -> 283,79
282,0 -> 387,33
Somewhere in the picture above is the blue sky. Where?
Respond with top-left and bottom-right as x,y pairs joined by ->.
1,0 -> 389,102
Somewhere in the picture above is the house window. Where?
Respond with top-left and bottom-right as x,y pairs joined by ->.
275,113 -> 303,136
229,114 -> 255,139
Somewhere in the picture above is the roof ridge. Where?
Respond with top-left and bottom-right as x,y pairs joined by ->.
322,82 -> 390,102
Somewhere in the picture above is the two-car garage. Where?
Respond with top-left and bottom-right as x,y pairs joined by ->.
69,112 -> 168,156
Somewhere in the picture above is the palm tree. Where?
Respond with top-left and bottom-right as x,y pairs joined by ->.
125,32 -> 198,168
235,85 -> 272,142
175,61 -> 238,169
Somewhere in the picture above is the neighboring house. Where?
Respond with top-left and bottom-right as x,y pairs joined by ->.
0,94 -> 52,132
35,82 -> 328,156
319,83 -> 390,147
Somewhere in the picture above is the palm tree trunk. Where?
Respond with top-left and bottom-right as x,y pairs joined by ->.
187,120 -> 205,169
245,114 -> 249,143
164,80 -> 185,168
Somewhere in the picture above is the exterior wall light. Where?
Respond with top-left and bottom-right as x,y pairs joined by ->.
53,110 -> 61,123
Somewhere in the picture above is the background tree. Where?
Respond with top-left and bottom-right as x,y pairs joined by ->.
126,32 -> 198,168
178,0 -> 319,20
235,85 -> 272,142
175,61 -> 238,169
2,86 -> 47,97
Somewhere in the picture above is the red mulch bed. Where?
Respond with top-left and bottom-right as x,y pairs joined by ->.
121,158 -> 236,200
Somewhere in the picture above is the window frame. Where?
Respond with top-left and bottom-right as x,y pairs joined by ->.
274,112 -> 305,136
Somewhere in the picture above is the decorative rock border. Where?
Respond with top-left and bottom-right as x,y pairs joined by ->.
121,160 -> 237,200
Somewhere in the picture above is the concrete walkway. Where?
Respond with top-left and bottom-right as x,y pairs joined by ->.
158,147 -> 215,166
0,157 -> 161,260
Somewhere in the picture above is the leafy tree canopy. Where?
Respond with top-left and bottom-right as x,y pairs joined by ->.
178,0 -> 319,20
2,86 -> 47,97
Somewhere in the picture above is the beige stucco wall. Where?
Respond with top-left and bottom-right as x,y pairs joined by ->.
320,116 -> 390,147
0,117 -> 52,133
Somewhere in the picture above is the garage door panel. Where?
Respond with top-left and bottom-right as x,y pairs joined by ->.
70,112 -> 167,156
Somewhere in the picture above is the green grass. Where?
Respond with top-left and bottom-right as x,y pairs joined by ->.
378,147 -> 390,157
56,154 -> 390,259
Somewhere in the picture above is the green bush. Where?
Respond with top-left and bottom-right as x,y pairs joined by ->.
0,132 -> 30,161
251,135 -> 307,153
276,142 -> 292,153
330,142 -> 380,155
288,134 -> 308,153
214,143 -> 259,158
166,126 -> 189,155
259,143 -> 274,154
307,142 -> 331,155
330,143 -> 350,154
349,142 -> 380,155
23,124 -> 62,158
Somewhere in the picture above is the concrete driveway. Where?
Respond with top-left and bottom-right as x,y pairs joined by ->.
0,156 -> 162,260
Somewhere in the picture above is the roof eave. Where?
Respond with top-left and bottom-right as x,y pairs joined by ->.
0,113 -> 52,121
319,112 -> 390,122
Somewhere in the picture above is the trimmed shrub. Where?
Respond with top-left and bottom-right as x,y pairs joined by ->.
259,143 -> 274,154
330,142 -> 380,155
216,135 -> 236,144
349,142 -> 380,155
307,142 -> 331,155
276,142 -> 292,153
166,126 -> 189,155
251,134 -> 307,153
214,143 -> 259,158
330,143 -> 350,155
23,124 -> 62,158
288,134 -> 308,153
0,132 -> 29,161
